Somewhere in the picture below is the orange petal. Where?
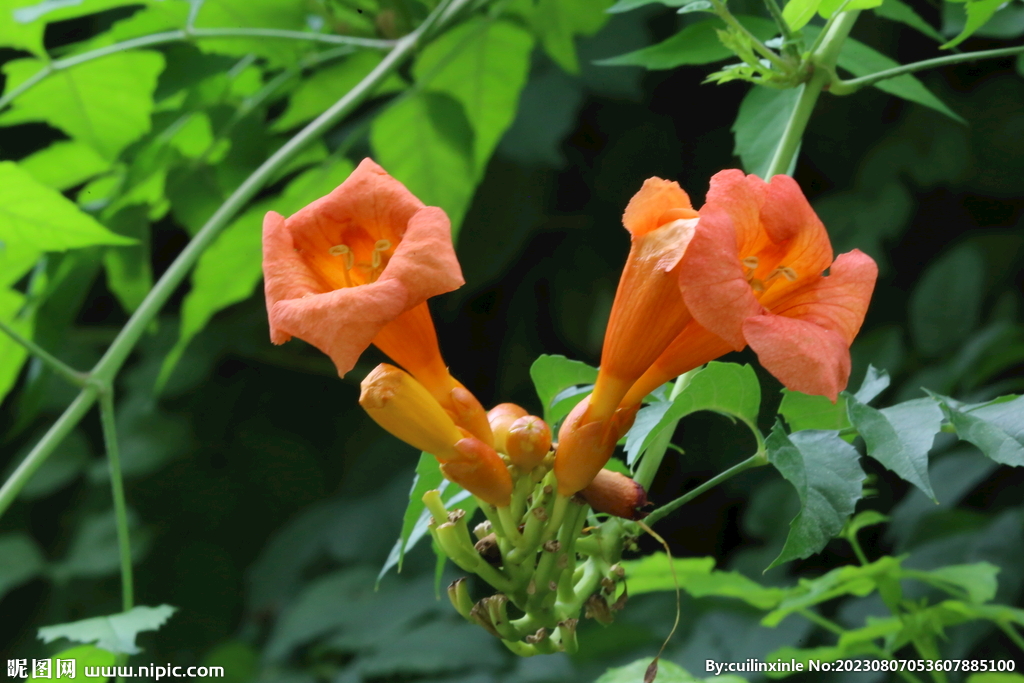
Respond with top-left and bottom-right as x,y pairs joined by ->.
506,415 -> 552,471
488,403 -> 529,453
554,397 -> 638,495
263,210 -> 322,344
377,206 -> 465,301
743,315 -> 851,401
758,175 -> 833,288
622,177 -> 695,237
443,438 -> 513,506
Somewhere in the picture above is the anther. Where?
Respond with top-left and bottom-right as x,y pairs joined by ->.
329,243 -> 354,271
741,256 -> 759,269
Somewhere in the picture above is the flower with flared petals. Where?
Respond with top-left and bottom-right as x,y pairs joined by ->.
360,364 -> 512,506
263,157 -> 492,443
678,170 -> 878,401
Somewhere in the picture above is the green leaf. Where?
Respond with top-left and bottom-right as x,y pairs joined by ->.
967,675 -> 1024,683
762,556 -> 902,625
622,553 -> 786,609
159,159 -> 354,387
167,112 -> 215,159
607,0 -> 693,12
779,391 -> 850,432
873,0 -> 944,42
843,510 -> 888,538
625,362 -> 762,468
370,92 -> 475,233
938,394 -> 1024,467
534,0 -> 614,74
597,16 -> 777,70
782,0 -> 822,30
835,37 -> 964,124
51,510 -> 151,580
0,532 -> 45,601
415,19 -> 534,172
595,658 -> 705,683
854,364 -> 890,403
817,0 -> 882,19
529,354 -> 598,423
355,620 -> 501,677
50,645 -> 117,680
766,424 -> 866,569
732,86 -> 803,178
271,52 -> 406,133
0,287 -> 33,405
192,0 -> 310,67
379,453 -> 445,582
915,562 -> 1000,603
103,206 -> 153,313
0,52 -> 165,160
0,162 -> 134,251
19,141 -> 111,191
941,0 -> 1005,49
847,396 -> 943,500
11,429 -> 91,499
910,244 -> 985,356
38,605 -> 177,655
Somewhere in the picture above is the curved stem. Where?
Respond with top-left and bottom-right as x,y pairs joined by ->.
644,453 -> 765,526
0,318 -> 89,388
100,391 -> 134,612
763,11 -> 860,177
829,44 -> 1024,95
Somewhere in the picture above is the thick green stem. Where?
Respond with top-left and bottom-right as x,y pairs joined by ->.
644,453 -> 765,526
763,11 -> 860,178
99,391 -> 134,612
633,377 -> 690,490
0,318 -> 89,388
0,0 -> 471,523
829,44 -> 1024,95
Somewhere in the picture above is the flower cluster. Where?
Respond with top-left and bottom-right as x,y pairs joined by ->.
262,158 -> 876,654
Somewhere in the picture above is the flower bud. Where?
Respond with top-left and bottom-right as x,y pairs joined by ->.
505,415 -> 552,471
450,386 -> 495,447
440,436 -> 514,507
580,469 -> 649,520
553,397 -> 639,496
447,578 -> 474,620
487,403 -> 529,453
359,363 -> 463,460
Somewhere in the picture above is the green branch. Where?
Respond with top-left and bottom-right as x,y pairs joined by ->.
0,318 -> 89,388
99,391 -> 134,612
633,375 -> 690,490
644,452 -> 765,526
0,28 -> 397,112
0,0 -> 474,522
829,44 -> 1024,95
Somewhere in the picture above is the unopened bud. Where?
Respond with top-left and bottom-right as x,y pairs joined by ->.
506,415 -> 552,471
487,403 -> 528,453
553,397 -> 638,495
580,469 -> 649,520
440,437 -> 514,506
360,364 -> 463,460
450,386 -> 495,447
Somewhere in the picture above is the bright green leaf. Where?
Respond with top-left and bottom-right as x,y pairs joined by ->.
607,0 -> 692,12
779,390 -> 850,432
415,19 -> 534,171
622,553 -> 786,609
817,0 -> 882,19
38,605 -> 177,655
19,141 -> 111,191
168,112 -> 215,159
529,354 -> 598,422
733,85 -> 802,177
534,0 -> 614,73
0,52 -> 165,160
0,162 -> 134,251
910,244 -> 984,356
843,510 -> 889,539
370,92 -> 475,232
0,532 -> 45,601
595,658 -> 704,683
766,424 -> 866,569
50,645 -> 116,680
847,396 -> 943,500
0,288 -> 32,405
762,556 -> 902,624
873,0 -> 944,41
379,453 -> 446,582
967,674 -> 1024,683
939,394 -> 1024,467
915,562 -> 1000,604
271,52 -> 406,132
782,0 -> 823,31
942,0 -> 1005,49
192,0 -> 309,67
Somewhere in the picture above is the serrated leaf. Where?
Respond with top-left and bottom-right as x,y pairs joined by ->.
873,0 -> 944,42
0,52 -> 165,160
847,396 -> 943,500
626,362 -> 762,469
909,244 -> 985,356
38,605 -> 177,655
0,532 -> 45,601
0,162 -> 134,251
534,0 -> 613,73
271,52 -> 406,132
766,425 -> 866,569
599,16 -> 777,70
732,85 -> 803,177
414,19 -> 534,172
941,0 -> 1005,49
529,354 -> 598,422
622,553 -> 786,609
19,141 -> 111,191
370,92 -> 475,233
939,394 -> 1024,467
779,390 -> 850,432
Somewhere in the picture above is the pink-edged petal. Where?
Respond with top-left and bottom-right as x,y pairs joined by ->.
622,177 -> 695,237
760,175 -> 833,278
269,278 -> 407,377
743,315 -> 851,401
378,206 -> 464,302
678,204 -> 762,350
766,249 -> 878,345
263,210 -> 325,344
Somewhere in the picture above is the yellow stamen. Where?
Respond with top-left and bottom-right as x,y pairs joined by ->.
741,256 -> 759,269
371,239 -> 392,271
329,244 -> 355,271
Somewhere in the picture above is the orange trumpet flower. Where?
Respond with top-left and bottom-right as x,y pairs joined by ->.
677,171 -> 878,401
262,158 -> 492,443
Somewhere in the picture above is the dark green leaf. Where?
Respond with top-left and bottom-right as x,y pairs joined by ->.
939,394 -> 1024,467
534,0 -> 613,74
51,510 -> 151,581
847,396 -> 943,500
103,206 -> 153,314
766,425 -> 866,569
414,19 -> 534,172
0,52 -> 166,160
529,354 -> 598,422
733,86 -> 802,177
0,533 -> 45,601
910,244 -> 985,356
779,390 -> 850,432
370,92 -> 475,232
873,0 -> 944,41
607,0 -> 692,13
379,453 -> 445,582
0,287 -> 33,405
12,429 -> 90,499
355,620 -> 501,676
38,605 -> 177,655
854,365 -> 890,403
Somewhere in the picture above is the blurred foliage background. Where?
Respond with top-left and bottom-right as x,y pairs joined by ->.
1,0 -> 1023,680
